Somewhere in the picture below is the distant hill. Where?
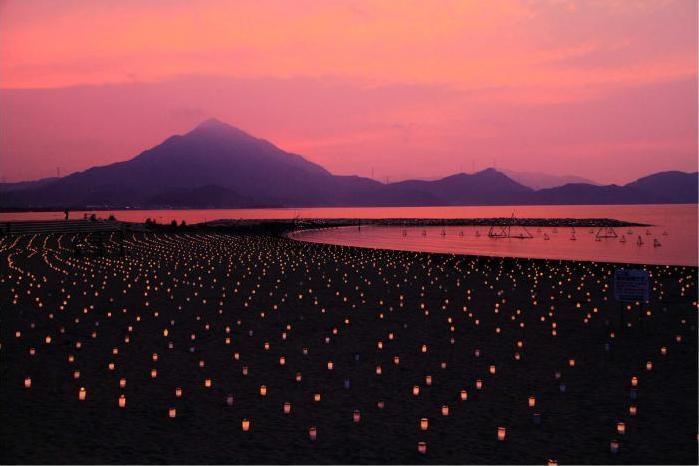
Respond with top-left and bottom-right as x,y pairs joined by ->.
1,119 -> 696,209
500,169 -> 598,190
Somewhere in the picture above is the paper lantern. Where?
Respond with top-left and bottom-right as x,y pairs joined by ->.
314,393 -> 321,402
303,347 -> 309,355
296,372 -> 302,382
528,396 -> 536,408
425,375 -> 432,386
547,459 -> 558,465
152,353 -> 158,362
393,356 -> 400,365
418,442 -> 427,454
617,422 -> 626,435
412,385 -> 420,396
630,376 -> 638,387
629,405 -> 637,416
309,426 -> 317,441
169,407 -> 176,418
421,344 -> 428,353
283,402 -> 292,414
460,390 -> 468,401
78,387 -> 87,401
151,368 -> 158,379
260,385 -> 267,396
175,387 -> 183,397
660,346 -> 667,356
377,400 -> 385,409
353,409 -> 361,423
108,362 -> 115,371
476,379 -> 483,390
279,356 -> 286,366
242,418 -> 250,431
24,377 -> 31,388
610,439 -> 619,454
376,366 -> 382,375
420,418 -> 429,430
119,378 -> 126,388
73,370 -> 80,380
118,394 -> 126,408
645,361 -> 653,371
242,366 -> 248,376
327,361 -> 334,370
441,405 -> 449,416
568,359 -> 576,367
489,365 -> 496,375
497,426 -> 506,441
226,394 -> 234,406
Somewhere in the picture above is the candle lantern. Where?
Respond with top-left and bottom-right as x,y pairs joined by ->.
418,442 -> 427,454
568,358 -> 576,367
73,370 -> 80,380
152,353 -> 158,362
108,362 -> 115,371
242,418 -> 250,431
425,375 -> 432,386
226,394 -> 234,406
303,347 -> 309,355
242,366 -> 248,376
497,426 -> 507,441
421,344 -> 428,353
353,409 -> 361,423
393,356 -> 400,365
547,459 -> 558,466
327,361 -> 334,370
151,368 -> 158,379
617,422 -> 626,435
376,366 -> 382,375
420,418 -> 429,430
528,396 -> 536,408
630,376 -> 638,387
460,390 -> 468,401
309,426 -> 317,441
78,387 -> 87,400
175,387 -> 182,397
660,346 -> 667,356
645,361 -> 653,371
24,377 -> 31,388
441,405 -> 449,416
412,385 -> 420,396
296,372 -> 302,382
260,385 -> 267,396
629,405 -> 637,416
118,394 -> 126,408
169,407 -> 176,418
279,356 -> 286,366
476,379 -> 483,390
489,365 -> 496,375
283,402 -> 292,414
610,439 -> 619,454
377,400 -> 385,409
314,393 -> 321,402
119,378 -> 126,388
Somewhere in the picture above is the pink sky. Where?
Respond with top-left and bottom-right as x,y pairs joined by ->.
1,0 -> 696,184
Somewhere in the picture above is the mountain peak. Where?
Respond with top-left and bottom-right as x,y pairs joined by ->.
195,118 -> 229,130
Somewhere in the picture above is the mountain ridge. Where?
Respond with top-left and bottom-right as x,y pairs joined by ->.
1,120 -> 696,209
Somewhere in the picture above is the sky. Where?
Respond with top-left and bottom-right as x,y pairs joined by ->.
0,0 -> 697,184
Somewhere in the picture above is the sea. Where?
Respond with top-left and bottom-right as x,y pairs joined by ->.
1,204 -> 696,266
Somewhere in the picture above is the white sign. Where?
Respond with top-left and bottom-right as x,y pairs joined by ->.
614,268 -> 650,302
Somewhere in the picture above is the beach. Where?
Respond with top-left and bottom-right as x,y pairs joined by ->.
1,231 -> 697,464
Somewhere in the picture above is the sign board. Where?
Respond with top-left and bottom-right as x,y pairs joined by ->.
614,268 -> 650,303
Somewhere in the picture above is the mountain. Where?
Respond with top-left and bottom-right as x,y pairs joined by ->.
500,169 -> 598,190
1,120 -> 696,209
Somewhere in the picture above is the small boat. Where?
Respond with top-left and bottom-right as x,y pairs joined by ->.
662,231 -> 668,236
422,230 -> 427,236
636,235 -> 644,246
475,230 -> 481,237
402,229 -> 407,237
619,235 -> 627,243
653,238 -> 662,247
543,233 -> 550,240
570,228 -> 576,241
552,228 -> 558,234
458,230 -> 464,237
645,229 -> 652,235
440,229 -> 446,237
627,230 -> 633,235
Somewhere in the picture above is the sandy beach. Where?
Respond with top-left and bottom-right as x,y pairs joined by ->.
1,231 -> 696,464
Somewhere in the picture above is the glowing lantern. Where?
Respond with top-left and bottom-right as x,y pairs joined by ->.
242,418 -> 250,431
175,387 -> 182,398
460,390 -> 468,401
418,441 -> 427,454
376,366 -> 382,375
152,353 -> 158,362
420,418 -> 429,430
309,426 -> 317,441
393,356 -> 400,365
327,361 -> 334,370
78,387 -> 87,401
314,393 -> 321,402
441,405 -> 449,416
476,379 -> 483,390
421,344 -> 427,353
412,385 -> 420,396
547,459 -> 558,465
151,368 -> 158,379
119,378 -> 126,388
489,365 -> 496,375
528,396 -> 536,408
303,347 -> 309,355
226,394 -> 234,406
425,375 -> 432,386
629,405 -> 637,416
660,346 -> 667,356
296,372 -> 302,382
377,400 -> 385,409
24,377 -> 31,388
353,409 -> 361,423
242,366 -> 248,376
73,370 -> 80,380
118,394 -> 126,408
568,359 -> 576,367
497,426 -> 507,441
279,356 -> 286,366
260,385 -> 267,396
169,407 -> 176,418
108,362 -> 115,371
283,402 -> 292,414
645,361 -> 653,371
617,422 -> 626,435
630,376 -> 638,387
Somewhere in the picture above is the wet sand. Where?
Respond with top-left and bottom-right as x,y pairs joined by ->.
1,232 -> 696,464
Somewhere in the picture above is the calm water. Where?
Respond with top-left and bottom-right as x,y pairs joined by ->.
287,205 -> 697,266
2,204 -> 696,265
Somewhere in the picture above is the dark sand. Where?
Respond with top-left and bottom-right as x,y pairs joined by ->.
1,232 -> 696,464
